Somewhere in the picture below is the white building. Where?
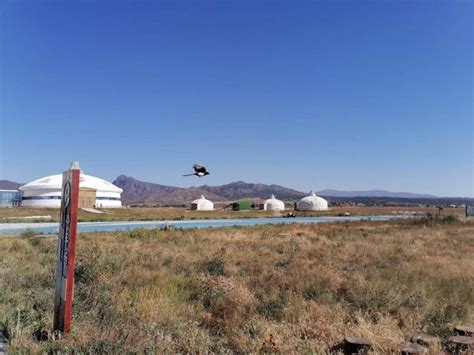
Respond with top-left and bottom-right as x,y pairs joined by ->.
263,194 -> 285,211
191,195 -> 214,211
19,172 -> 123,208
0,190 -> 22,207
296,191 -> 328,211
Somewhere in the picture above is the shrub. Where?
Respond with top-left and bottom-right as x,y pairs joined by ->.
129,229 -> 145,238
203,288 -> 226,312
20,229 -> 36,239
426,304 -> 468,338
257,290 -> 288,321
204,257 -> 225,276
303,285 -> 319,301
275,259 -> 292,268
179,279 -> 202,302
405,214 -> 459,226
74,262 -> 98,285
128,228 -> 161,239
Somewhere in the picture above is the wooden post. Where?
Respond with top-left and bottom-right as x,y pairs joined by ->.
53,162 -> 80,333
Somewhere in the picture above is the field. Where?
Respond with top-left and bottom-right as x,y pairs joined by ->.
0,217 -> 473,353
0,205 -> 465,223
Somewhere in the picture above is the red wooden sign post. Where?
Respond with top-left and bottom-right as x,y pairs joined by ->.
53,162 -> 80,333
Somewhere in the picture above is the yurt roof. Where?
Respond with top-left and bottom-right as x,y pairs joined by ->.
298,191 -> 327,204
19,173 -> 123,193
264,194 -> 283,203
192,195 -> 212,204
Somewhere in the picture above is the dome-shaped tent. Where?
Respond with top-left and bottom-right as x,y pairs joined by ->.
19,172 -> 123,208
296,191 -> 328,211
191,195 -> 214,211
263,194 -> 285,211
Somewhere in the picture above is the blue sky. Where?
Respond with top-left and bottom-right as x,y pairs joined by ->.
1,0 -> 472,197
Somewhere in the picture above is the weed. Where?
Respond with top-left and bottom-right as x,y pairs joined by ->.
404,214 -> 459,226
74,262 -> 98,285
203,256 -> 225,276
257,290 -> 288,321
0,220 -> 472,353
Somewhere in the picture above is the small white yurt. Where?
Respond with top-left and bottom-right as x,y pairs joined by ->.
191,195 -> 214,211
296,191 -> 328,211
263,194 -> 285,211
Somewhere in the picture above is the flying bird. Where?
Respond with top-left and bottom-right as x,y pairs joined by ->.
183,164 -> 210,178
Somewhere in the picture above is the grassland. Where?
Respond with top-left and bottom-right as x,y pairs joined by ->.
0,205 -> 465,223
0,217 -> 473,353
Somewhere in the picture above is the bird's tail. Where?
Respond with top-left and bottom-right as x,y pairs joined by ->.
182,173 -> 195,177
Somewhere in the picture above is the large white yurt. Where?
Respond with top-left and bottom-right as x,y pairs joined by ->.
263,194 -> 285,211
19,170 -> 123,208
191,195 -> 214,211
296,191 -> 328,211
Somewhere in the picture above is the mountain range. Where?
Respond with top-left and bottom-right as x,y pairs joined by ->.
317,189 -> 437,199
112,176 -> 307,204
112,176 -> 449,205
2,176 -> 471,205
0,180 -> 22,190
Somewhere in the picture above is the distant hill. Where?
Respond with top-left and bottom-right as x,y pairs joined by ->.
199,181 -> 306,200
0,180 -> 22,190
325,195 -> 474,206
2,175 -> 471,206
113,176 -> 473,206
113,175 -> 181,205
317,189 -> 437,199
113,176 -> 306,204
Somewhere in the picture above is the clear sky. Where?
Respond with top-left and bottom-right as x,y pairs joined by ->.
0,0 -> 472,197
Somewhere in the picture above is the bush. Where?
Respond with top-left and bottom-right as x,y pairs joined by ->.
303,285 -> 319,301
74,262 -> 98,285
204,257 -> 225,276
257,290 -> 288,321
203,288 -> 225,312
405,214 -> 459,226
128,228 -> 161,239
19,229 -> 36,239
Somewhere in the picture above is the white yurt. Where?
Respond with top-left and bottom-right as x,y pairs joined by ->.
19,170 -> 123,208
296,191 -> 328,211
263,194 -> 285,211
191,195 -> 214,211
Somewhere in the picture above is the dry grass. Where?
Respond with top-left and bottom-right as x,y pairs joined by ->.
0,218 -> 473,353
0,206 -> 464,223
